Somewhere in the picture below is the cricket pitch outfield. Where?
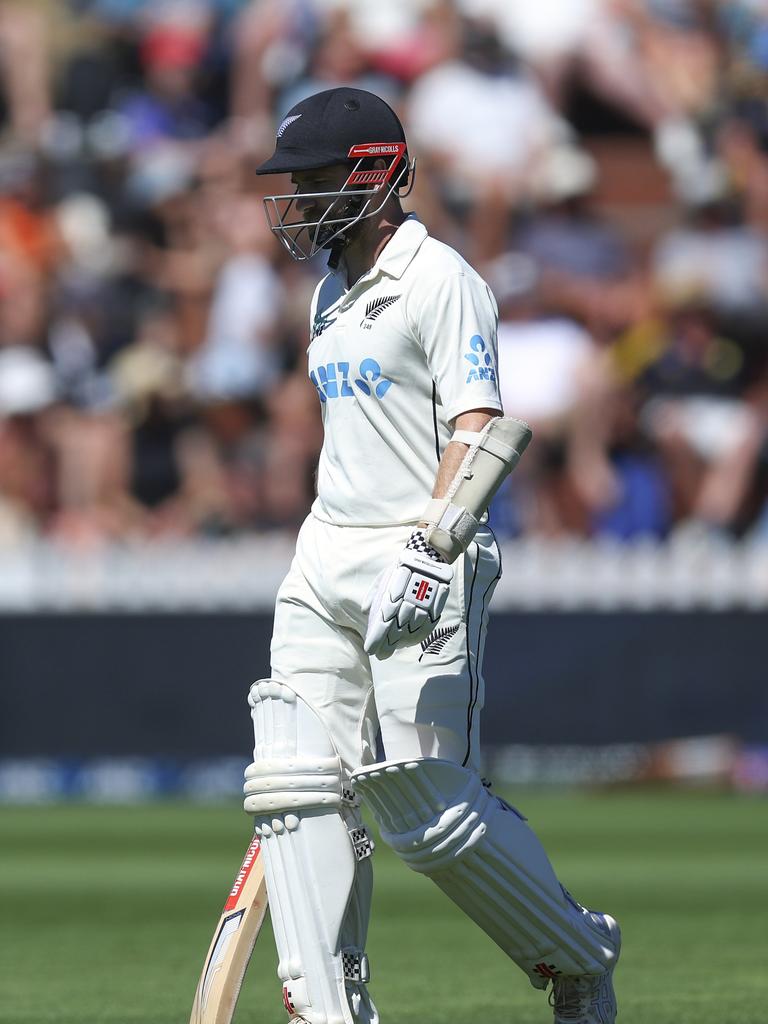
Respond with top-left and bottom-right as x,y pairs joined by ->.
0,791 -> 765,1024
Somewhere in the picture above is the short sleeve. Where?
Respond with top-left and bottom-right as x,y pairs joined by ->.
410,270 -> 503,422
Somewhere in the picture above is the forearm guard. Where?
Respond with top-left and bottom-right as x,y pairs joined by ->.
422,416 -> 532,563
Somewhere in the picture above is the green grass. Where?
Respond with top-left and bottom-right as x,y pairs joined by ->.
1,791 -> 766,1023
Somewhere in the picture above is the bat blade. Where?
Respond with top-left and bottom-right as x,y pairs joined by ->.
190,833 -> 268,1024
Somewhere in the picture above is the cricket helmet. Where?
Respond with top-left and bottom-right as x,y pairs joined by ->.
256,87 -> 415,261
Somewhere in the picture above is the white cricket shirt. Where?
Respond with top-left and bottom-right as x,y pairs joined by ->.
307,215 -> 502,526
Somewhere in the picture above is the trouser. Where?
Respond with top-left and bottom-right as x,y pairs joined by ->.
270,514 -> 501,774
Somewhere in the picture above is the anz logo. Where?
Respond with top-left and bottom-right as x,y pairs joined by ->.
310,358 -> 393,403
465,334 -> 496,383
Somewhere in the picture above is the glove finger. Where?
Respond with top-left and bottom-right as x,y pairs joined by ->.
362,567 -> 388,616
388,565 -> 411,602
408,606 -> 429,634
364,609 -> 384,655
396,598 -> 415,630
367,619 -> 398,660
364,622 -> 384,657
376,630 -> 398,660
434,582 -> 450,619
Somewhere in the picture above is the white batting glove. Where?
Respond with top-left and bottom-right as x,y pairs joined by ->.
363,529 -> 453,661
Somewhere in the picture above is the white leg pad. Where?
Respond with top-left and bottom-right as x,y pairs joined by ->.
245,679 -> 378,1024
352,758 -> 618,988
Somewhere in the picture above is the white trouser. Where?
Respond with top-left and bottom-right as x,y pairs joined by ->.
270,513 -> 502,775
251,515 -> 499,1020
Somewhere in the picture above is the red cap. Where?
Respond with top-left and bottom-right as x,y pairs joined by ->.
142,26 -> 205,69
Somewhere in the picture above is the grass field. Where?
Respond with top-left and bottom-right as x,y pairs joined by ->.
1,791 -> 766,1024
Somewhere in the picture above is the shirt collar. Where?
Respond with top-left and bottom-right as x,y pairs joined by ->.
335,213 -> 428,293
375,213 -> 428,279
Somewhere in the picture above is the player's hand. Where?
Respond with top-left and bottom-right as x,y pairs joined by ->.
363,532 -> 453,661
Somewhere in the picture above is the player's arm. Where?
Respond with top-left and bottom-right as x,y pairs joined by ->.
429,407 -> 502,504
416,407 -> 531,563
364,406 -> 531,660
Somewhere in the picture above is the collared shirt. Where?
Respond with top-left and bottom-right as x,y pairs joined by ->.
307,214 -> 502,527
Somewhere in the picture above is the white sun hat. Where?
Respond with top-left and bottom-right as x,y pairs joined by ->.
0,346 -> 57,416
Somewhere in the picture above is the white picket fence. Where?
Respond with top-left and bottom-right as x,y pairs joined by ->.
2,533 -> 768,611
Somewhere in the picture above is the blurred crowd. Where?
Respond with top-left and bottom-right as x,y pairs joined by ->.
3,0 -> 768,546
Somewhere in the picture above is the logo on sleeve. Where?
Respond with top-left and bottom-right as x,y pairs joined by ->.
361,294 -> 400,329
464,335 -> 496,383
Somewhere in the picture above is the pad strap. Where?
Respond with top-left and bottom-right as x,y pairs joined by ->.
349,825 -> 375,861
451,429 -> 520,461
422,499 -> 479,556
450,429 -> 483,447
342,949 -> 371,983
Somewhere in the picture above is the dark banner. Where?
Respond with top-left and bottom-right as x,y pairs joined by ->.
1,612 -> 766,759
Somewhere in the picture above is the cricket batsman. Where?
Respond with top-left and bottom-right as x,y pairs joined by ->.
244,87 -> 620,1024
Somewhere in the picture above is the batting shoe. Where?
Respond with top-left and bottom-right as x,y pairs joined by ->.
549,913 -> 621,1023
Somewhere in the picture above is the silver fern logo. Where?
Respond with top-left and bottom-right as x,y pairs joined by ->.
361,294 -> 400,328
419,624 -> 460,659
311,308 -> 338,341
277,114 -> 302,138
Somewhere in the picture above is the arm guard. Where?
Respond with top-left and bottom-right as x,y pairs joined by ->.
422,416 -> 532,563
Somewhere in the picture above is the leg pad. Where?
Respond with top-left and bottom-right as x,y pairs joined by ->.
353,758 -> 618,986
248,679 -> 378,1024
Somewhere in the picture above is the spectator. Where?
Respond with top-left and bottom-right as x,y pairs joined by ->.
188,192 -> 283,402
406,17 -> 565,259
277,11 -> 398,116
491,254 -> 612,536
652,193 -> 768,322
117,18 -> 214,150
0,346 -> 57,541
0,2 -> 766,546
636,298 -> 762,534
0,3 -> 51,145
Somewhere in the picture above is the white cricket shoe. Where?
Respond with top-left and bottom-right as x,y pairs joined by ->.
549,913 -> 620,1023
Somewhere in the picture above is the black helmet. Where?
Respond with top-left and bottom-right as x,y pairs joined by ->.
256,87 -> 407,175
256,87 -> 414,261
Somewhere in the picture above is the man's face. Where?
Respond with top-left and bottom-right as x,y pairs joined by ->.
262,162 -> 367,260
288,164 -> 357,251
291,164 -> 350,223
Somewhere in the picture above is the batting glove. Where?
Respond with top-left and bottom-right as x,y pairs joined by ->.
363,529 -> 453,660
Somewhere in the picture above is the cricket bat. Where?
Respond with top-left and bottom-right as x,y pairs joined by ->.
189,831 -> 268,1024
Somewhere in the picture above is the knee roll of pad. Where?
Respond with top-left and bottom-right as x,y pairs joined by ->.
244,680 -> 343,815
246,679 -> 378,1024
352,757 -> 617,985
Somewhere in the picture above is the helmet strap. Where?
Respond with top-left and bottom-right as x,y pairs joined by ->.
324,193 -> 366,268
327,236 -> 346,270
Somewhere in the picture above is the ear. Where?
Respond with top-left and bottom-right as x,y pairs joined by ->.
372,155 -> 410,192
